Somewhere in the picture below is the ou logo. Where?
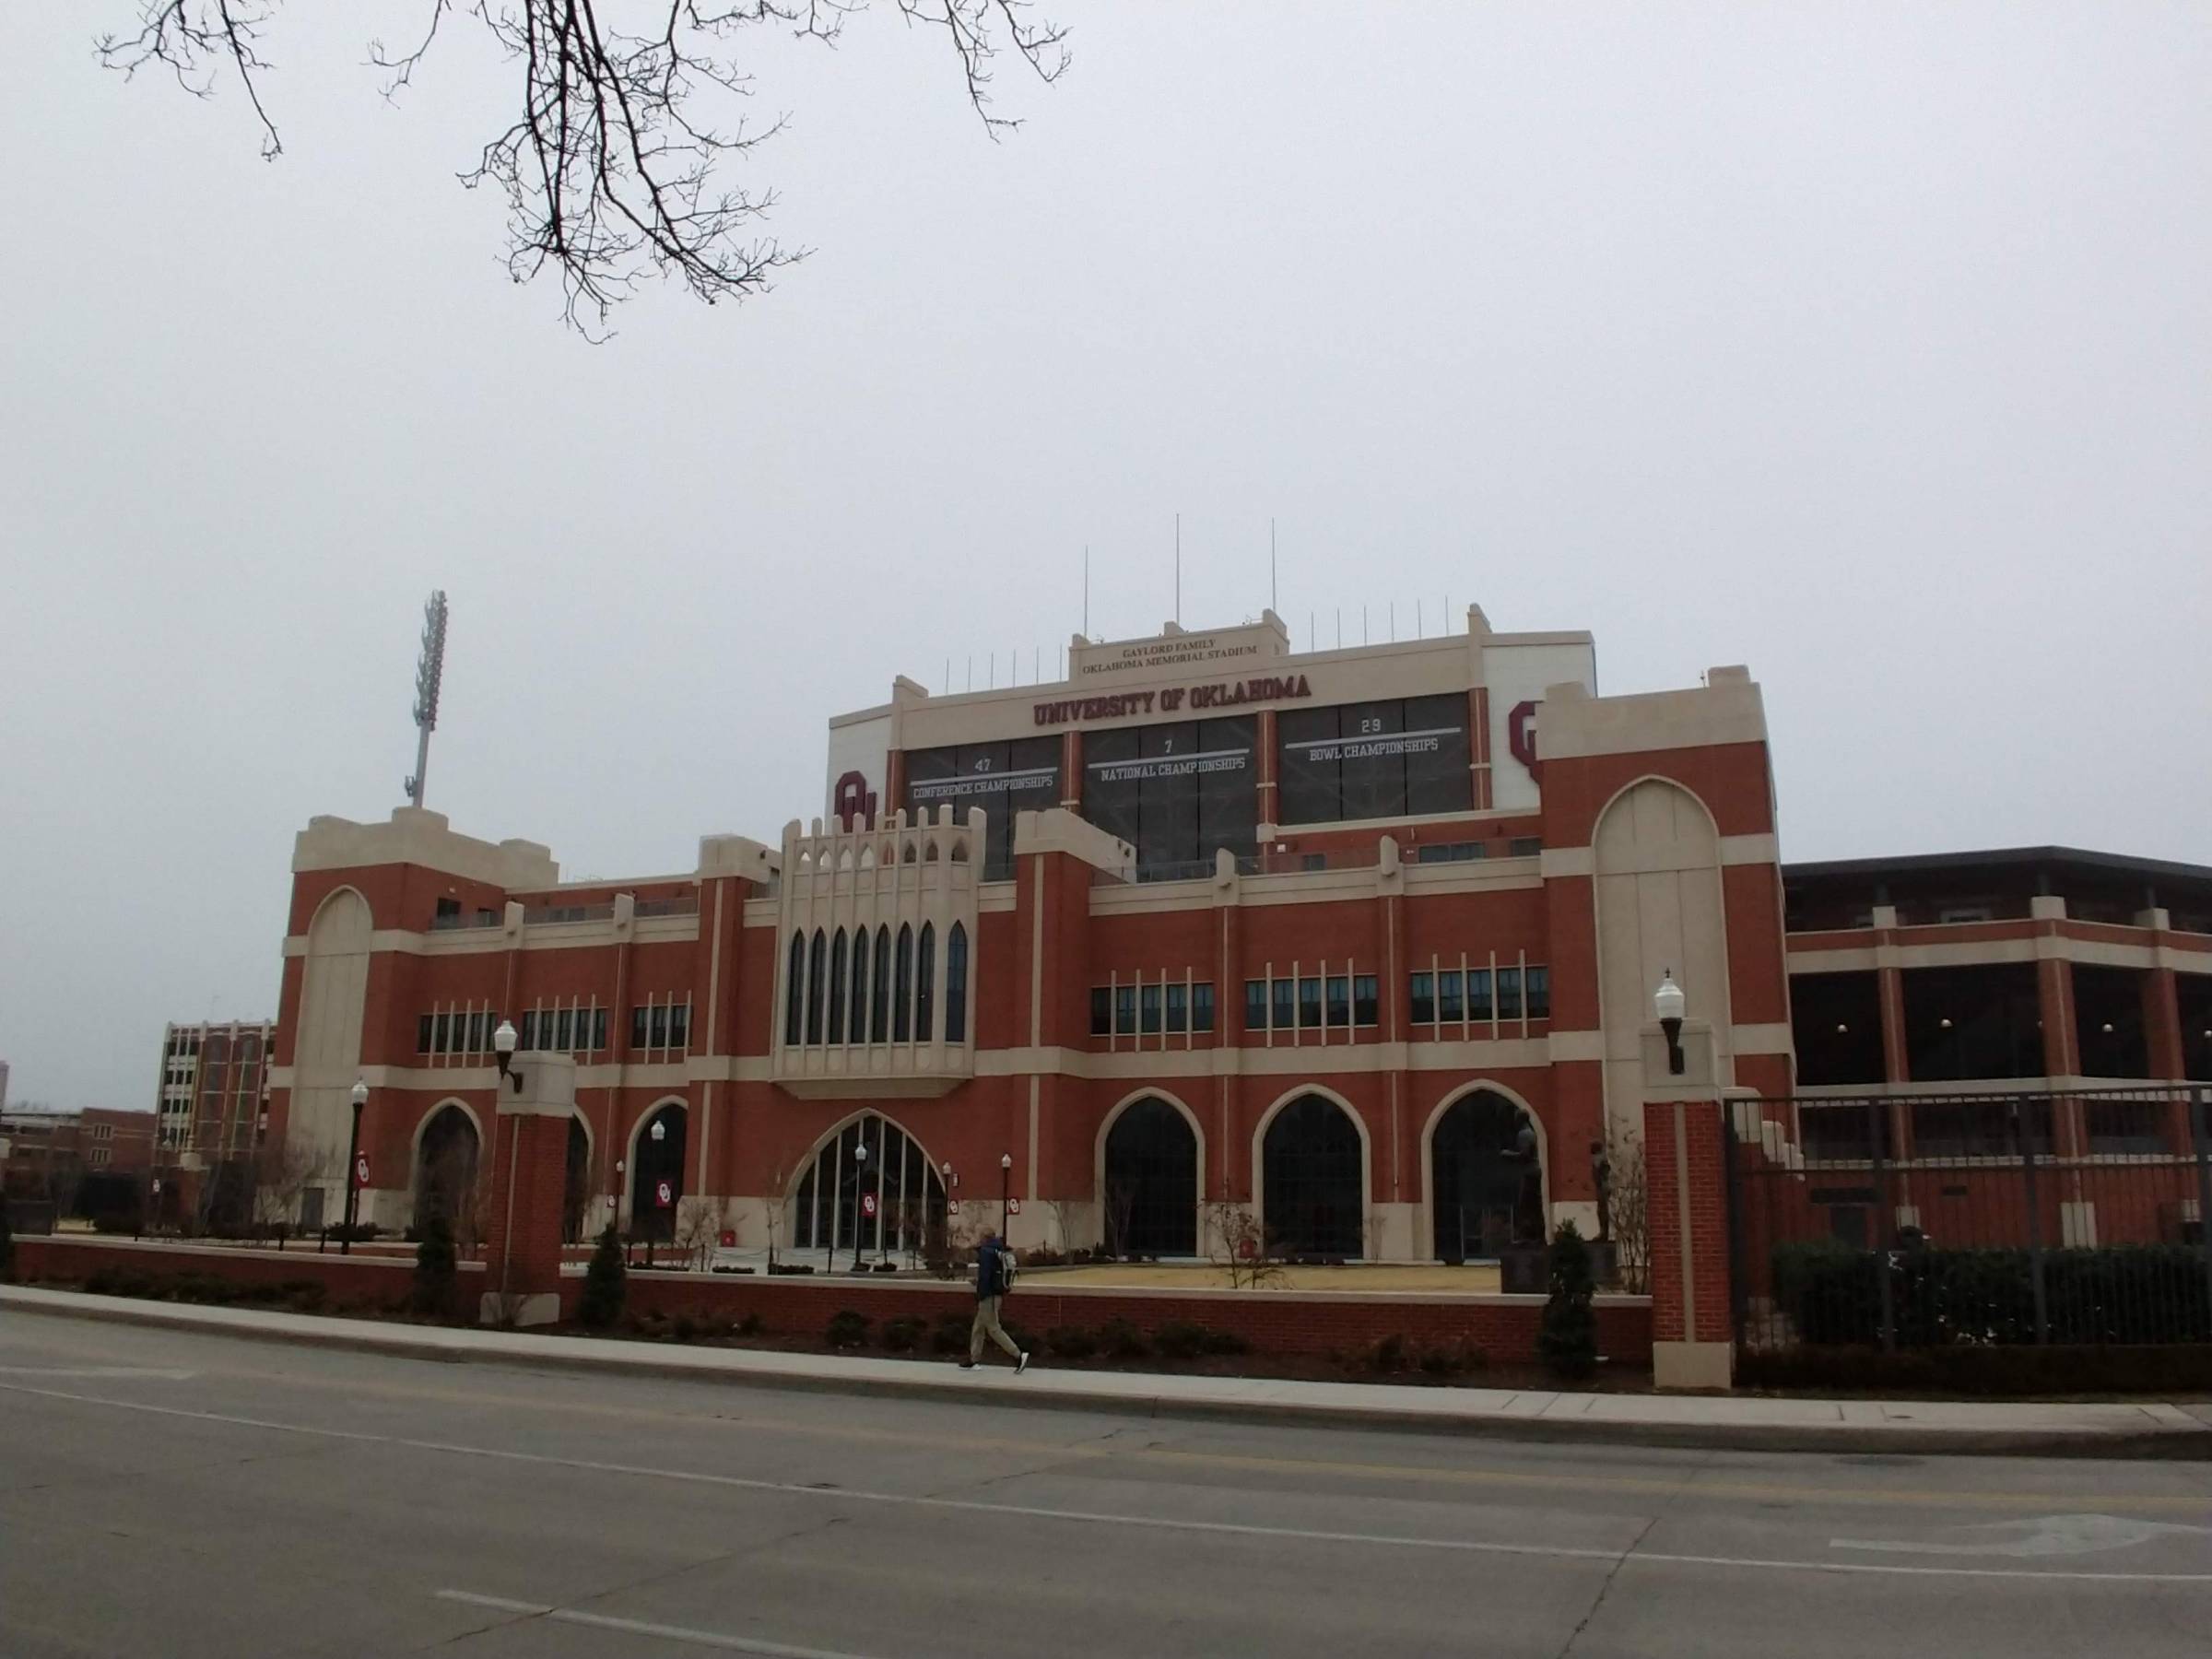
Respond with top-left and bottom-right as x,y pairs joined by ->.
1508,700 -> 1542,781
832,770 -> 878,830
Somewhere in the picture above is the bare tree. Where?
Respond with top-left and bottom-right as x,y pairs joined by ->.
1605,1128 -> 1650,1295
1204,1202 -> 1285,1291
759,1159 -> 790,1268
253,1141 -> 322,1237
1100,1179 -> 1134,1261
673,1194 -> 722,1271
96,1 -> 1071,333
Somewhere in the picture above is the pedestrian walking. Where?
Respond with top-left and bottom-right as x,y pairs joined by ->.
961,1230 -> 1030,1373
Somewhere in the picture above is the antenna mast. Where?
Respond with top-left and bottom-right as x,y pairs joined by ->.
405,590 -> 448,808
1174,513 -> 1182,625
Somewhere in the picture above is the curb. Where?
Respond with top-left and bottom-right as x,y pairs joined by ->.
5,1287 -> 2206,1460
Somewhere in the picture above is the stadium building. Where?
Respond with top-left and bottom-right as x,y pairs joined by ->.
265,607 -> 2212,1258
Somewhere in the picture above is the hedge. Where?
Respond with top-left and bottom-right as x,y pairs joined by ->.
1771,1240 -> 2212,1347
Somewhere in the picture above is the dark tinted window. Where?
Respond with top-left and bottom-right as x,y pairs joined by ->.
1277,696 -> 1471,824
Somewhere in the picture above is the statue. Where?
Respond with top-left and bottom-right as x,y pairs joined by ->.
1590,1139 -> 1612,1242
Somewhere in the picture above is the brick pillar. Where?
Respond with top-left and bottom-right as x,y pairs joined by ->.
1641,1019 -> 1733,1389
482,1053 -> 577,1327
2144,959 -> 2188,1152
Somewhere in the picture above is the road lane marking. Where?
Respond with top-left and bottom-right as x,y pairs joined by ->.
437,1591 -> 880,1657
0,1366 -> 195,1381
6,1380 -> 2212,1585
1833,1514 -> 2212,1559
76,1357 -> 2212,1516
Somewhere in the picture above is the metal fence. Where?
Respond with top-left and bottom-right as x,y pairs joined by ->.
1727,1086 -> 2212,1354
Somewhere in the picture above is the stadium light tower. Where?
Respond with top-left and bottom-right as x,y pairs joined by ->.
405,591 -> 449,808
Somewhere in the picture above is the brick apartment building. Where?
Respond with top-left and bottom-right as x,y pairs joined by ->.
261,607 -> 2212,1258
0,1106 -> 157,1208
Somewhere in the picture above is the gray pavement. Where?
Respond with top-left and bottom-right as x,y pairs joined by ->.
4,1306 -> 2212,1657
5,1284 -> 2207,1458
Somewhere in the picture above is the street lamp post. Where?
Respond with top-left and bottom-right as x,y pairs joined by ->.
999,1151 -> 1013,1239
647,1117 -> 667,1267
852,1141 -> 870,1273
341,1079 -> 369,1255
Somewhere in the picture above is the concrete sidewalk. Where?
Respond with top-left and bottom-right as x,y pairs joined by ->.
5,1284 -> 2206,1458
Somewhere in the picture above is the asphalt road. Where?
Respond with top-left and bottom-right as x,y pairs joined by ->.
3,1310 -> 2210,1658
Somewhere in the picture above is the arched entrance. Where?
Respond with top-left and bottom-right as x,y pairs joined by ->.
413,1103 -> 480,1237
791,1114 -> 947,1259
562,1116 -> 591,1244
1430,1089 -> 1544,1261
1261,1094 -> 1365,1259
1102,1097 -> 1197,1257
629,1102 -> 687,1241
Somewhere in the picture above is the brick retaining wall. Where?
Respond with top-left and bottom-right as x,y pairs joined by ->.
13,1237 -> 1653,1366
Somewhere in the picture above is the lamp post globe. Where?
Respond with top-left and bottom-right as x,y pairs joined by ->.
998,1152 -> 1012,1237
492,1018 -> 519,1089
1653,971 -> 1688,1077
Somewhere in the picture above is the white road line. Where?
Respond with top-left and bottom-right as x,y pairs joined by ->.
437,1591 -> 879,1658
0,1366 -> 196,1381
6,1381 -> 2211,1587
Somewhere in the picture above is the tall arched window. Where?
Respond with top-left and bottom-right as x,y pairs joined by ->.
784,932 -> 805,1046
945,923 -> 969,1041
916,923 -> 936,1041
806,929 -> 827,1045
872,924 -> 891,1042
893,924 -> 914,1041
827,930 -> 848,1043
850,929 -> 871,1044
790,1112 -> 949,1255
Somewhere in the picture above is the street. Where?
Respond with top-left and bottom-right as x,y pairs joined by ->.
2,1310 -> 2210,1658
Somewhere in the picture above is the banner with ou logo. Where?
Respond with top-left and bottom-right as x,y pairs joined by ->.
654,1179 -> 675,1208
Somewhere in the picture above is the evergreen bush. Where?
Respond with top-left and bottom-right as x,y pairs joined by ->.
1539,1220 -> 1599,1381
577,1224 -> 628,1329
411,1208 -> 457,1316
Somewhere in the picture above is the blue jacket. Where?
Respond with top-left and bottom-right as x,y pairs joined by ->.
976,1240 -> 1011,1299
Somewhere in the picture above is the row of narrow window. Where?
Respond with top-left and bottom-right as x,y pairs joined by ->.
1245,974 -> 1382,1032
1410,967 -> 1549,1023
415,1006 -> 692,1056
1089,982 -> 1218,1037
786,923 -> 969,1047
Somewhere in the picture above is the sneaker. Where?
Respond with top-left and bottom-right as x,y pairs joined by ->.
1015,1351 -> 1030,1375
959,1360 -> 976,1371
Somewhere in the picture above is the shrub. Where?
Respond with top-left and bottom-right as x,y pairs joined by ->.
576,1224 -> 628,1330
1099,1318 -> 1150,1359
1153,1321 -> 1208,1360
1540,1221 -> 1599,1382
880,1316 -> 924,1353
1369,1333 -> 1408,1373
1046,1325 -> 1099,1359
826,1309 -> 872,1348
672,1313 -> 699,1342
1201,1328 -> 1250,1356
735,1312 -> 764,1337
411,1209 -> 458,1317
932,1312 -> 972,1355
1771,1241 -> 2212,1348
0,1194 -> 12,1283
1021,1246 -> 1067,1268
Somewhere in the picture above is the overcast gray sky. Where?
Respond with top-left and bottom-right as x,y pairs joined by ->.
3,4 -> 2206,1112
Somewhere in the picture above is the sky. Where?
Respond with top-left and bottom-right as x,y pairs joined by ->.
3,4 -> 2206,1112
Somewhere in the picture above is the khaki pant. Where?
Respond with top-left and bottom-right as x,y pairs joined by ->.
970,1295 -> 1019,1363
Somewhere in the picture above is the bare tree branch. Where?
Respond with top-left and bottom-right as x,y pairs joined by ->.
96,0 -> 1069,333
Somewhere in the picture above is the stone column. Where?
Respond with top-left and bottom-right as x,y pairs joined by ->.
482,1052 -> 577,1329
1641,1018 -> 1734,1390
